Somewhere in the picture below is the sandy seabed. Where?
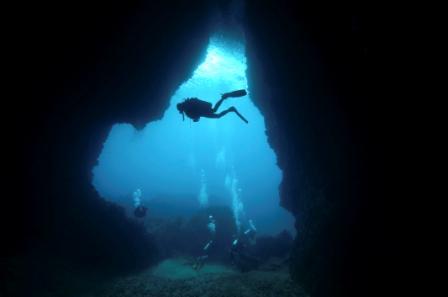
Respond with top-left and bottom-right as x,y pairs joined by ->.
80,258 -> 308,297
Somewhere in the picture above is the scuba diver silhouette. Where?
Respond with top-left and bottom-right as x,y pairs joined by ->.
134,205 -> 148,218
193,215 -> 216,271
177,89 -> 249,123
132,188 -> 148,218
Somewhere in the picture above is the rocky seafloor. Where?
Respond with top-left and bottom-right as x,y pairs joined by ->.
79,258 -> 308,297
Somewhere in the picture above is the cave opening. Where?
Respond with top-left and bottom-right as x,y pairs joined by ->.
92,35 -> 294,236
3,1 -> 385,296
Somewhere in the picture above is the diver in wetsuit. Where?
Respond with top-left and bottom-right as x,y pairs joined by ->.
134,205 -> 148,218
244,219 -> 257,245
176,89 -> 249,124
132,188 -> 148,218
230,219 -> 259,272
193,215 -> 216,271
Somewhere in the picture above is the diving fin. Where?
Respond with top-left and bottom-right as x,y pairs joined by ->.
222,89 -> 247,98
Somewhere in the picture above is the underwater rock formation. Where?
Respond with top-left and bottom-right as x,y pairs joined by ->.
6,1 -> 393,297
147,207 -> 294,273
250,230 -> 294,261
148,206 -> 237,262
4,1 -> 216,295
243,4 -> 394,297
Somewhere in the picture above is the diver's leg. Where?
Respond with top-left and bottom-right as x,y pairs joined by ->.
213,109 -> 231,118
203,107 -> 248,123
199,258 -> 205,270
196,255 -> 207,271
214,90 -> 247,112
212,97 -> 226,112
230,107 -> 249,124
202,112 -> 221,119
193,257 -> 200,270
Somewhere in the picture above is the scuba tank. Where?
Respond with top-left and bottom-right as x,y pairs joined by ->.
222,89 -> 247,98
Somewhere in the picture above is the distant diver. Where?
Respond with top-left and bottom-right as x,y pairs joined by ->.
230,219 -> 259,272
134,205 -> 148,218
193,215 -> 216,271
230,235 -> 259,272
132,188 -> 147,218
244,219 -> 257,245
177,89 -> 249,124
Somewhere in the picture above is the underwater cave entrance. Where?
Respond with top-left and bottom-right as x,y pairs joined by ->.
92,36 -> 294,236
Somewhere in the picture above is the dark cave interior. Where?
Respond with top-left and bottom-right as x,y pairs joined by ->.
3,1 -> 401,297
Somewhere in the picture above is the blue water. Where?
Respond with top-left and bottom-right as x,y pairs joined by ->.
92,36 -> 295,236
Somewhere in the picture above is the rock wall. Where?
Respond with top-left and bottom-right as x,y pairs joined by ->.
243,2 -> 394,297
4,1 -> 394,297
4,0 -> 216,272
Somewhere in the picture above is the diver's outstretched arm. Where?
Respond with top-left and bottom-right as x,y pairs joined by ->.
212,96 -> 226,112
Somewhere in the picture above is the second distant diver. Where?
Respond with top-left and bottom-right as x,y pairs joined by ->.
132,188 -> 148,218
134,205 -> 148,218
193,215 -> 217,271
177,89 -> 249,124
230,219 -> 259,272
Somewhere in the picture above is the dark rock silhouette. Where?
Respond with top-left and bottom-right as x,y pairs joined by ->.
243,4 -> 396,297
4,1 -> 396,297
250,230 -> 294,261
